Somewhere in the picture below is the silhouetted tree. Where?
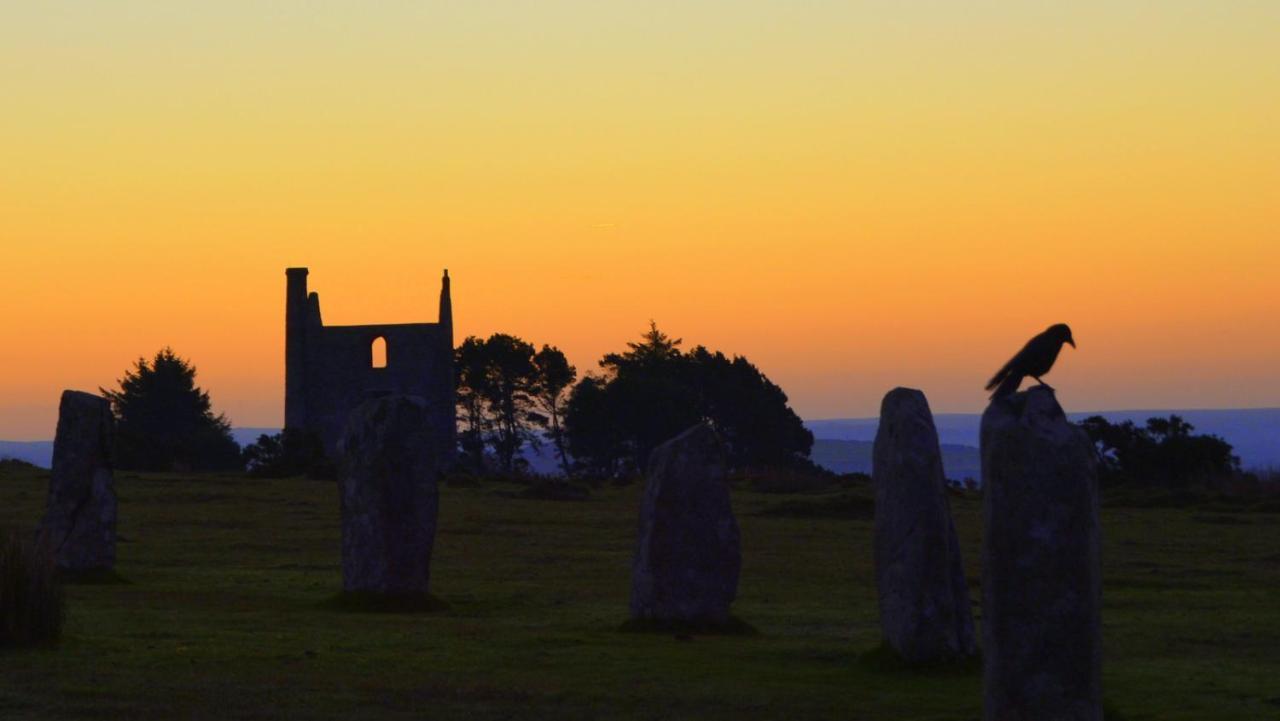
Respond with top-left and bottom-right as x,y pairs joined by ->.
102,348 -> 242,471
532,345 -> 576,477
454,334 -> 547,474
684,346 -> 814,467
592,323 -> 701,472
455,337 -> 493,472
1080,414 -> 1239,488
482,334 -> 543,473
564,375 -> 631,479
564,322 -> 812,478
241,429 -> 332,479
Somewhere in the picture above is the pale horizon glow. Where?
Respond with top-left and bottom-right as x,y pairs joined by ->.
2,2 -> 1278,439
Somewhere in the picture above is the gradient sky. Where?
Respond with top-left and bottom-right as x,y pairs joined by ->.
2,2 -> 1278,439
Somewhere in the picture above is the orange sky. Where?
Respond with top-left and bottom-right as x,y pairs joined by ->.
2,2 -> 1278,439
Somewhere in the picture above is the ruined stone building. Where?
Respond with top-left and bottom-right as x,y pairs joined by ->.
284,267 -> 455,460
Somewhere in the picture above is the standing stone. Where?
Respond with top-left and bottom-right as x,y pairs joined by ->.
338,395 -> 442,596
40,390 -> 117,572
872,387 -> 976,663
630,422 -> 740,624
981,386 -> 1101,721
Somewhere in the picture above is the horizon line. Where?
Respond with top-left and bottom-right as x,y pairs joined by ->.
805,405 -> 1280,423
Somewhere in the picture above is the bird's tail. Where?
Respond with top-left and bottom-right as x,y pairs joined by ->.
985,357 -> 1014,393
988,373 -> 1023,400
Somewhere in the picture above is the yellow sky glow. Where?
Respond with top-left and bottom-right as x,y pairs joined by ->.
2,2 -> 1278,438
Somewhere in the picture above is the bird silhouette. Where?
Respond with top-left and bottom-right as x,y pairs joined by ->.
985,323 -> 1076,399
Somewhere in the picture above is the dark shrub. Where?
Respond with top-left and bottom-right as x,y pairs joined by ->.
0,458 -> 38,473
242,429 -> 334,479
839,471 -> 873,488
0,531 -> 65,647
741,464 -> 837,494
1080,414 -> 1239,489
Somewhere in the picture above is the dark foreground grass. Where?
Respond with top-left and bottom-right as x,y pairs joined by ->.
618,615 -> 759,636
1,464 -> 1278,720
320,592 -> 450,614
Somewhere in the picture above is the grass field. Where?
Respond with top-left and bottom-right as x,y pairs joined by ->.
1,464 -> 1278,720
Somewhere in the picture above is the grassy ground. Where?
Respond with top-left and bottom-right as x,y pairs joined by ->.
1,464 -> 1278,720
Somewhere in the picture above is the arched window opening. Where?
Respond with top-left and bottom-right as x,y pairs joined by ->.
371,336 -> 387,369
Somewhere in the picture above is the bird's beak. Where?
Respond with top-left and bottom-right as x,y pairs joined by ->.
1068,339 -> 1076,348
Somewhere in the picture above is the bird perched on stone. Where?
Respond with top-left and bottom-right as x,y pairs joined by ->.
985,323 -> 1076,399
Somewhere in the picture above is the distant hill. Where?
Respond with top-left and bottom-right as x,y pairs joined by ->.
231,428 -> 282,448
806,407 -> 1280,471
0,440 -> 53,469
809,439 -> 981,481
0,429 -> 283,470
7,407 -> 1277,472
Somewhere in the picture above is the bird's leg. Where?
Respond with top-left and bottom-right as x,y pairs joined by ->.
1033,376 -> 1055,390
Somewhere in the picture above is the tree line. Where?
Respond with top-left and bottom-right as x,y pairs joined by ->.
454,323 -> 813,480
455,334 -> 576,477
95,339 -> 1258,494
100,325 -> 815,481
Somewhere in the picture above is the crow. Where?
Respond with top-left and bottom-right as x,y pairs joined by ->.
985,323 -> 1076,399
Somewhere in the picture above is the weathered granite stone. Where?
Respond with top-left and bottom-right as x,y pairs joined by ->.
338,395 -> 442,596
630,422 -> 740,624
872,387 -> 976,663
981,386 -> 1102,721
40,390 -> 117,572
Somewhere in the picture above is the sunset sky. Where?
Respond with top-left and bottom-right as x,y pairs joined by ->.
2,2 -> 1277,439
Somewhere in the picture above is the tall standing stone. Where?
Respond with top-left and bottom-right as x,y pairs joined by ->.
872,387 -> 976,663
338,395 -> 442,596
981,386 -> 1101,721
630,422 -> 740,625
40,390 -> 117,572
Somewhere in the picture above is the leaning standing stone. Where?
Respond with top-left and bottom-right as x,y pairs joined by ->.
630,422 -> 740,625
40,390 -> 117,572
872,387 -> 976,663
338,395 -> 442,596
981,386 -> 1102,721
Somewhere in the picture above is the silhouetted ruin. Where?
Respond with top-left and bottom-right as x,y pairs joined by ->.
284,267 -> 455,460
